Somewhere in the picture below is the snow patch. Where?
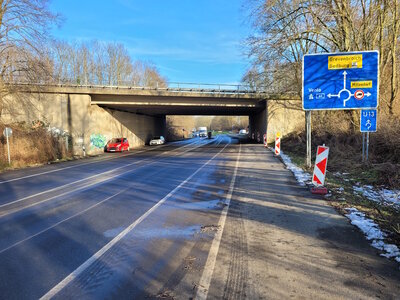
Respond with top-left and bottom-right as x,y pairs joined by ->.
335,187 -> 344,193
270,148 -> 400,263
345,208 -> 400,263
279,151 -> 311,186
353,185 -> 399,209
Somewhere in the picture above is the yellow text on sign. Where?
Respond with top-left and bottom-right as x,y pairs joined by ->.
328,54 -> 362,70
351,81 -> 372,88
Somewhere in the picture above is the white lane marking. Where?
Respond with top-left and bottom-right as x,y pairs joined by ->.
0,139 -> 197,185
0,137 -> 220,217
0,188 -> 129,255
0,139 -> 204,210
0,148 -> 155,185
195,143 -> 241,300
40,138 -> 229,299
0,137 -> 224,251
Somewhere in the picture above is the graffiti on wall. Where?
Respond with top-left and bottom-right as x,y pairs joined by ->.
90,133 -> 107,149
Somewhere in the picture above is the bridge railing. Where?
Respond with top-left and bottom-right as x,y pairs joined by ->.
9,78 -> 294,95
166,82 -> 259,93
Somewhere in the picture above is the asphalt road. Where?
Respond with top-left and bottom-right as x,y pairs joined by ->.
0,136 -> 399,299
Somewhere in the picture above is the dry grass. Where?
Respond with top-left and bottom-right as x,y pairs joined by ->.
0,123 -> 70,171
283,116 -> 400,189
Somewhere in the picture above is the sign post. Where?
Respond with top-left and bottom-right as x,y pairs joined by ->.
362,132 -> 365,162
3,127 -> 12,165
305,111 -> 312,168
360,109 -> 377,162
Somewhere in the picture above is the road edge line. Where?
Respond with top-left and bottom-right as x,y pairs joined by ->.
195,143 -> 241,300
40,138 -> 229,300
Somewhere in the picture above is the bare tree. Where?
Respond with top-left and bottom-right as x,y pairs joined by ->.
0,0 -> 59,117
50,40 -> 167,88
244,0 -> 400,120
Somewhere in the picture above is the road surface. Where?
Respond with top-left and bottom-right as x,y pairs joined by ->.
0,136 -> 399,299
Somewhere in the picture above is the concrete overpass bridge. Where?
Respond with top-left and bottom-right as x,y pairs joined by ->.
5,83 -> 301,154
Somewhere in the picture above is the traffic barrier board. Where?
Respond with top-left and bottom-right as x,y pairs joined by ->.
303,51 -> 379,110
312,145 -> 329,186
360,109 -> 377,132
275,134 -> 281,155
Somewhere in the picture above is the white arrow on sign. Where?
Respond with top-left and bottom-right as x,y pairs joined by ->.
365,92 -> 371,97
327,93 -> 339,98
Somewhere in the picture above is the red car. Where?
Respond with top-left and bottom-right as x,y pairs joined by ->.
105,138 -> 130,152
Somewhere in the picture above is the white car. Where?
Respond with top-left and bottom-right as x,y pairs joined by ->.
239,129 -> 247,134
150,136 -> 165,145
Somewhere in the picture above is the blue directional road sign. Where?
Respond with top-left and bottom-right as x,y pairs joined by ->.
360,109 -> 377,132
303,51 -> 379,110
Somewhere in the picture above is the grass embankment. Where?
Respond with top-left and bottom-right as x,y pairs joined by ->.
281,128 -> 400,248
0,123 -> 71,172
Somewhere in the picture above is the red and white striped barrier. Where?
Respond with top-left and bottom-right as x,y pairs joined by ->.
263,134 -> 267,147
275,132 -> 281,155
312,145 -> 329,187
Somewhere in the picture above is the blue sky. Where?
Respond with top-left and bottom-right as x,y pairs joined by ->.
50,0 -> 251,84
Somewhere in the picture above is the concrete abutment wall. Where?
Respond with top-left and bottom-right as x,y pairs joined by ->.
248,100 -> 305,143
1,93 -> 166,155
249,101 -> 267,142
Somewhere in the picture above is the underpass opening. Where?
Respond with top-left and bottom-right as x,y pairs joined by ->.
166,115 -> 250,142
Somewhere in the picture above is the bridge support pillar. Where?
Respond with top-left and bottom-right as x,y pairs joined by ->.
67,94 -> 91,155
249,100 -> 267,143
159,115 -> 167,138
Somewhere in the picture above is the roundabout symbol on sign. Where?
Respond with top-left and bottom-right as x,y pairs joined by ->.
326,71 -> 372,106
354,90 -> 365,100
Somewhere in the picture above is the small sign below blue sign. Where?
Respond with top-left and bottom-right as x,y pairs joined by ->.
360,109 -> 377,132
303,51 -> 379,110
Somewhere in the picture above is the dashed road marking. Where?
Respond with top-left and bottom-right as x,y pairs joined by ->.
40,137 -> 229,299
0,139 -> 197,185
0,138 -> 215,217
